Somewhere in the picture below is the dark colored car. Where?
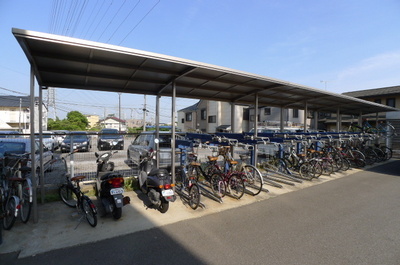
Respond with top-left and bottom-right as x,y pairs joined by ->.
97,129 -> 124,151
60,131 -> 92,152
127,131 -> 180,168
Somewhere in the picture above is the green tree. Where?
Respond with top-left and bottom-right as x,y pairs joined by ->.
47,111 -> 89,131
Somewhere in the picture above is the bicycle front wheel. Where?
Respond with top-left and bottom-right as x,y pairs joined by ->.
241,165 -> 263,196
227,174 -> 245,199
20,179 -> 32,223
59,184 -> 78,208
3,196 -> 18,230
81,196 -> 97,227
210,173 -> 226,198
188,183 -> 201,210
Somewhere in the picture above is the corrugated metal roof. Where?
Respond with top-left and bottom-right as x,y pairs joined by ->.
12,28 -> 399,116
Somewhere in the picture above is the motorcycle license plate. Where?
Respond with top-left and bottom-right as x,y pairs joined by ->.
162,189 -> 174,197
110,188 -> 124,195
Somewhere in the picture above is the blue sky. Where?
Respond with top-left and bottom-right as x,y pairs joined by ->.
1,0 -> 400,122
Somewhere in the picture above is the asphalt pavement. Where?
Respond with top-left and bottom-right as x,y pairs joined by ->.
0,160 -> 400,264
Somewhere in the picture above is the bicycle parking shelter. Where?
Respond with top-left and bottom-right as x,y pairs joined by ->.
12,28 -> 399,222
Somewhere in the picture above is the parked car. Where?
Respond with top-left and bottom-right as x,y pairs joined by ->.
60,131 -> 92,152
35,131 -> 57,151
0,138 -> 54,172
0,131 -> 20,138
97,128 -> 124,150
127,131 -> 180,169
52,130 -> 69,149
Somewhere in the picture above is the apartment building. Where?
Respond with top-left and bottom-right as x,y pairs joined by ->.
0,95 -> 48,133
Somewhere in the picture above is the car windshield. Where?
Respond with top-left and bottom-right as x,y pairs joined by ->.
64,134 -> 88,141
158,135 -> 171,148
100,131 -> 121,139
0,142 -> 26,157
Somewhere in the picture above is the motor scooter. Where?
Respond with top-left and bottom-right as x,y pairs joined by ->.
138,140 -> 175,213
94,150 -> 130,219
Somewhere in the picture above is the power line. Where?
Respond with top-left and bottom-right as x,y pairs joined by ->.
118,0 -> 160,45
106,0 -> 141,43
0,86 -> 29,96
97,0 -> 127,41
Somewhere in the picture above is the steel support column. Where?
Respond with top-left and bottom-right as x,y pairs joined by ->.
29,66 -> 38,223
253,93 -> 259,166
280,107 -> 284,132
231,102 -> 235,133
155,95 -> 160,168
171,82 -> 176,188
336,109 -> 341,132
303,102 -> 308,132
38,86 -> 45,204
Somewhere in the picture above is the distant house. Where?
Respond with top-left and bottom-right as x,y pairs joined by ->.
0,95 -> 48,133
98,116 -> 127,132
342,86 -> 400,155
85,114 -> 100,129
177,100 -> 308,133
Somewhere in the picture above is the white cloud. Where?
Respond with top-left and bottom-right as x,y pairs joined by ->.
336,51 -> 400,92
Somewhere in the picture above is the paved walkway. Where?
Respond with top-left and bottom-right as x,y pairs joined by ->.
0,162 -> 392,259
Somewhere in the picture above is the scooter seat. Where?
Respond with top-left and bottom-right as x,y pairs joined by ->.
148,168 -> 169,179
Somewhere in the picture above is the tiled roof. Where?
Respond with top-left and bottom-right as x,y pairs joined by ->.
343,86 -> 400,98
178,101 -> 200,112
0,96 -> 35,107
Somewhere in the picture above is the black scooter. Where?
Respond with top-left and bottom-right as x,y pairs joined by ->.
94,150 -> 130,219
138,142 -> 175,213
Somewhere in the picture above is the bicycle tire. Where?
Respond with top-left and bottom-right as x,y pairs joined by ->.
174,168 -> 185,190
188,183 -> 201,210
241,165 -> 263,196
20,179 -> 32,223
3,196 -> 18,230
321,159 -> 333,176
373,148 -> 385,162
81,196 -> 97,227
227,173 -> 245,199
210,172 -> 226,198
299,163 -> 313,180
59,184 -> 78,208
341,158 -> 351,171
309,159 -> 322,178
380,146 -> 392,160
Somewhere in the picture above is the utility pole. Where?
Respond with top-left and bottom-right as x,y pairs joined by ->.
19,98 -> 22,133
143,95 -> 147,132
118,92 -> 122,132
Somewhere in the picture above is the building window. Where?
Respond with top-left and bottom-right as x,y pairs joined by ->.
264,108 -> 271,115
181,118 -> 184,123
185,112 -> 192,121
374,99 -> 381,104
386,98 -> 395,108
243,109 -> 249,121
292,109 -> 299,118
201,109 -> 207,120
208,115 -> 216,123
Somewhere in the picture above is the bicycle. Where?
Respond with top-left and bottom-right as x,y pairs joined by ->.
221,143 -> 264,196
175,147 -> 201,210
207,146 -> 245,199
58,151 -> 97,227
1,153 -> 33,230
185,143 -> 226,201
